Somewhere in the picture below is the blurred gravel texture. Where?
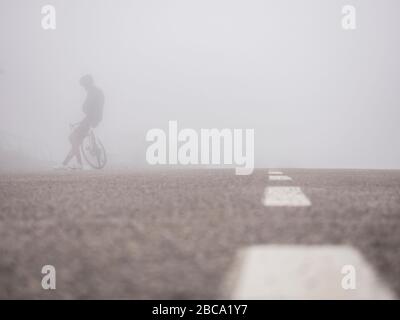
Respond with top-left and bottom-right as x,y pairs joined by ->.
0,169 -> 399,299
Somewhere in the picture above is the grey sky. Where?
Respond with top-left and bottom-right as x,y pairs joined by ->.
0,0 -> 399,169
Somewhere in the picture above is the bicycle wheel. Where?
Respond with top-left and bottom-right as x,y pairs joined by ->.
81,131 -> 107,169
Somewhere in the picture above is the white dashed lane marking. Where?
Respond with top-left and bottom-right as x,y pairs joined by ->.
268,171 -> 283,175
223,245 -> 395,300
269,175 -> 292,181
262,186 -> 311,207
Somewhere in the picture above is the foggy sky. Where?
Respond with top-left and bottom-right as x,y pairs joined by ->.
1,0 -> 400,169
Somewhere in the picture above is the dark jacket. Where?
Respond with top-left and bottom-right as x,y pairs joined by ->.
82,86 -> 104,128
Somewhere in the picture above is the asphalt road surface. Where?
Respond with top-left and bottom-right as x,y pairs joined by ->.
0,169 -> 400,299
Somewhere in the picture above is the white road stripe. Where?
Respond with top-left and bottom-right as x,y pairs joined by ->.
268,171 -> 283,175
262,186 -> 311,207
223,245 -> 395,300
269,175 -> 292,181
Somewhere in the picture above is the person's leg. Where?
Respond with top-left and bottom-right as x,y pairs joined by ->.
73,120 -> 90,166
61,119 -> 89,168
62,148 -> 75,166
74,144 -> 83,165
62,130 -> 80,166
62,142 -> 82,167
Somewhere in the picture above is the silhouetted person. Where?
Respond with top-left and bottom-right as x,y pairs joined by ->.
57,75 -> 104,169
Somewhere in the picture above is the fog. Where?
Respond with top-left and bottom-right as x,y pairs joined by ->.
1,0 -> 400,171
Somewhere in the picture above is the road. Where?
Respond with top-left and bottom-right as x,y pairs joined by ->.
0,169 -> 400,299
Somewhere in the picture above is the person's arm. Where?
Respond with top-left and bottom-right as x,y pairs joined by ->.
82,96 -> 89,115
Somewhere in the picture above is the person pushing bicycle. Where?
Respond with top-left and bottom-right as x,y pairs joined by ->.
56,74 -> 104,170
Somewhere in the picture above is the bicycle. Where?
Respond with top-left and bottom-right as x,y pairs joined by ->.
70,122 -> 107,169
